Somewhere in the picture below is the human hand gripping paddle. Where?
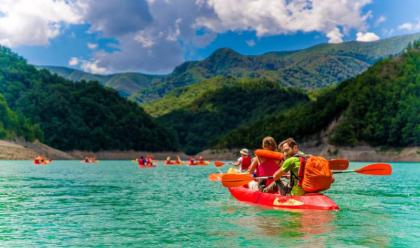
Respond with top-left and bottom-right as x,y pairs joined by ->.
208,159 -> 350,182
220,163 -> 392,187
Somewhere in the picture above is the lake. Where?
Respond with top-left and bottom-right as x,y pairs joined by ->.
0,161 -> 418,247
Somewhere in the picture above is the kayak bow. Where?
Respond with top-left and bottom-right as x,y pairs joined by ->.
228,186 -> 339,211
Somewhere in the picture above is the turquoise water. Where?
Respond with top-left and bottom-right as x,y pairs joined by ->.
0,161 -> 418,247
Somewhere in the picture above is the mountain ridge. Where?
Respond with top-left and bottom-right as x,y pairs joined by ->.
41,32 -> 420,103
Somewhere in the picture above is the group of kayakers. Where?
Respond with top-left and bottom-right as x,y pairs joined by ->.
234,136 -> 330,196
33,155 -> 52,165
82,155 -> 97,164
136,155 -> 155,167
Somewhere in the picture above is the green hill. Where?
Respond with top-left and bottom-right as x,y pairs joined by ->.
148,77 -> 309,154
0,94 -> 42,141
42,33 -> 420,103
0,46 -> 178,151
41,66 -> 163,98
216,41 -> 420,149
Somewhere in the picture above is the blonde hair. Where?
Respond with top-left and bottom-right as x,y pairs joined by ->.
262,136 -> 277,151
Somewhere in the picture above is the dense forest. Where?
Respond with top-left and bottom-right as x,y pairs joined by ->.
0,46 -> 178,151
146,77 -> 309,154
1,38 -> 418,154
215,41 -> 420,149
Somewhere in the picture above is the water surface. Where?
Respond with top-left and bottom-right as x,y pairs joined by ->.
0,161 -> 418,247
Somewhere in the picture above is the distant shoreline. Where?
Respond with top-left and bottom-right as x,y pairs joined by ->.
0,140 -> 418,162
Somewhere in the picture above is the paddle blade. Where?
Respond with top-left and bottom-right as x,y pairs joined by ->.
208,173 -> 223,182
214,161 -> 225,167
329,159 -> 349,170
355,163 -> 392,175
221,173 -> 254,187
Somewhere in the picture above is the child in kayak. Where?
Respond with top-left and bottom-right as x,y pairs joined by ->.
235,148 -> 252,172
247,136 -> 282,191
263,137 -> 306,196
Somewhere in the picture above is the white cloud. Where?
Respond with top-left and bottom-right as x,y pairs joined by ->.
68,57 -> 79,66
80,59 -> 107,74
326,27 -> 343,44
87,43 -> 97,49
0,0 -> 376,73
0,0 -> 83,47
356,32 -> 380,42
195,0 -> 372,43
375,15 -> 386,26
398,20 -> 420,32
246,39 -> 256,47
134,31 -> 155,48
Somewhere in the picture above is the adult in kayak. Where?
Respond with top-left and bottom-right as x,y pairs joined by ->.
247,136 -> 283,192
263,138 -> 305,196
234,148 -> 252,172
138,156 -> 146,167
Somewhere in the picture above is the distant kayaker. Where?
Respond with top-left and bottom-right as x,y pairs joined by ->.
138,156 -> 145,167
189,157 -> 195,165
247,136 -> 282,191
235,148 -> 252,172
263,137 -> 305,196
176,156 -> 182,164
166,156 -> 172,164
198,156 -> 204,164
146,155 -> 154,167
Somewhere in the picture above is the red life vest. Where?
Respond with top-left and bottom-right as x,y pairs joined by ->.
240,155 -> 252,171
256,158 -> 279,185
138,159 -> 145,166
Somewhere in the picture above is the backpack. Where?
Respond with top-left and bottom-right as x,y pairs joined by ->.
297,155 -> 333,193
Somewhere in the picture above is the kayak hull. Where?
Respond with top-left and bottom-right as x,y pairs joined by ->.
188,161 -> 210,166
228,187 -> 339,211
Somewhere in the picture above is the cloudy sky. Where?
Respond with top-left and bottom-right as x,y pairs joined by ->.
1,0 -> 419,74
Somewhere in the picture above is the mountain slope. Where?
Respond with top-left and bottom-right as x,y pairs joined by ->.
42,33 -> 420,103
0,46 -> 178,151
41,66 -> 163,97
148,77 -> 310,154
216,41 -> 420,149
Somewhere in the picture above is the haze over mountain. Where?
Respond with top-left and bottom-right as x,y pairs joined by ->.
42,33 -> 420,103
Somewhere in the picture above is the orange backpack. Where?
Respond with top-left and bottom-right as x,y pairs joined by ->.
297,156 -> 333,193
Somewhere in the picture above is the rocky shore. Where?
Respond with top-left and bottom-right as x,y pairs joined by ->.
0,139 -> 418,162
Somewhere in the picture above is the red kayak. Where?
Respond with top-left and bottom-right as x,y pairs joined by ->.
228,186 -> 339,211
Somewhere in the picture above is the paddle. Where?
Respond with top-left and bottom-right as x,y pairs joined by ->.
329,159 -> 349,170
221,163 -> 392,187
214,161 -> 225,167
333,163 -> 392,175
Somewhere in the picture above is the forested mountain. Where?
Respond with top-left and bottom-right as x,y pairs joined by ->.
0,94 -> 41,141
42,33 -> 420,103
215,41 -> 420,149
40,66 -> 163,98
146,77 -> 309,154
0,46 -> 178,151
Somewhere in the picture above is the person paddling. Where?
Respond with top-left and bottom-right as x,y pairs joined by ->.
247,136 -> 282,191
263,138 -> 305,196
235,148 -> 252,172
138,156 -> 145,167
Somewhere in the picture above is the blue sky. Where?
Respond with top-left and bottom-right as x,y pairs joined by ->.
1,0 -> 419,75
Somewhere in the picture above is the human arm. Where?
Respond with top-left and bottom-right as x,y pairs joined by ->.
247,157 -> 260,174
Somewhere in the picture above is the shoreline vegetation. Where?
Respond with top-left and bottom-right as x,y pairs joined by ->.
0,139 -> 418,162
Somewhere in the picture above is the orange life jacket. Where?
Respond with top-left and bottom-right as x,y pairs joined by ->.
295,155 -> 333,193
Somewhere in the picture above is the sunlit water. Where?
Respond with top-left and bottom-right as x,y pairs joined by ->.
0,161 -> 418,247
